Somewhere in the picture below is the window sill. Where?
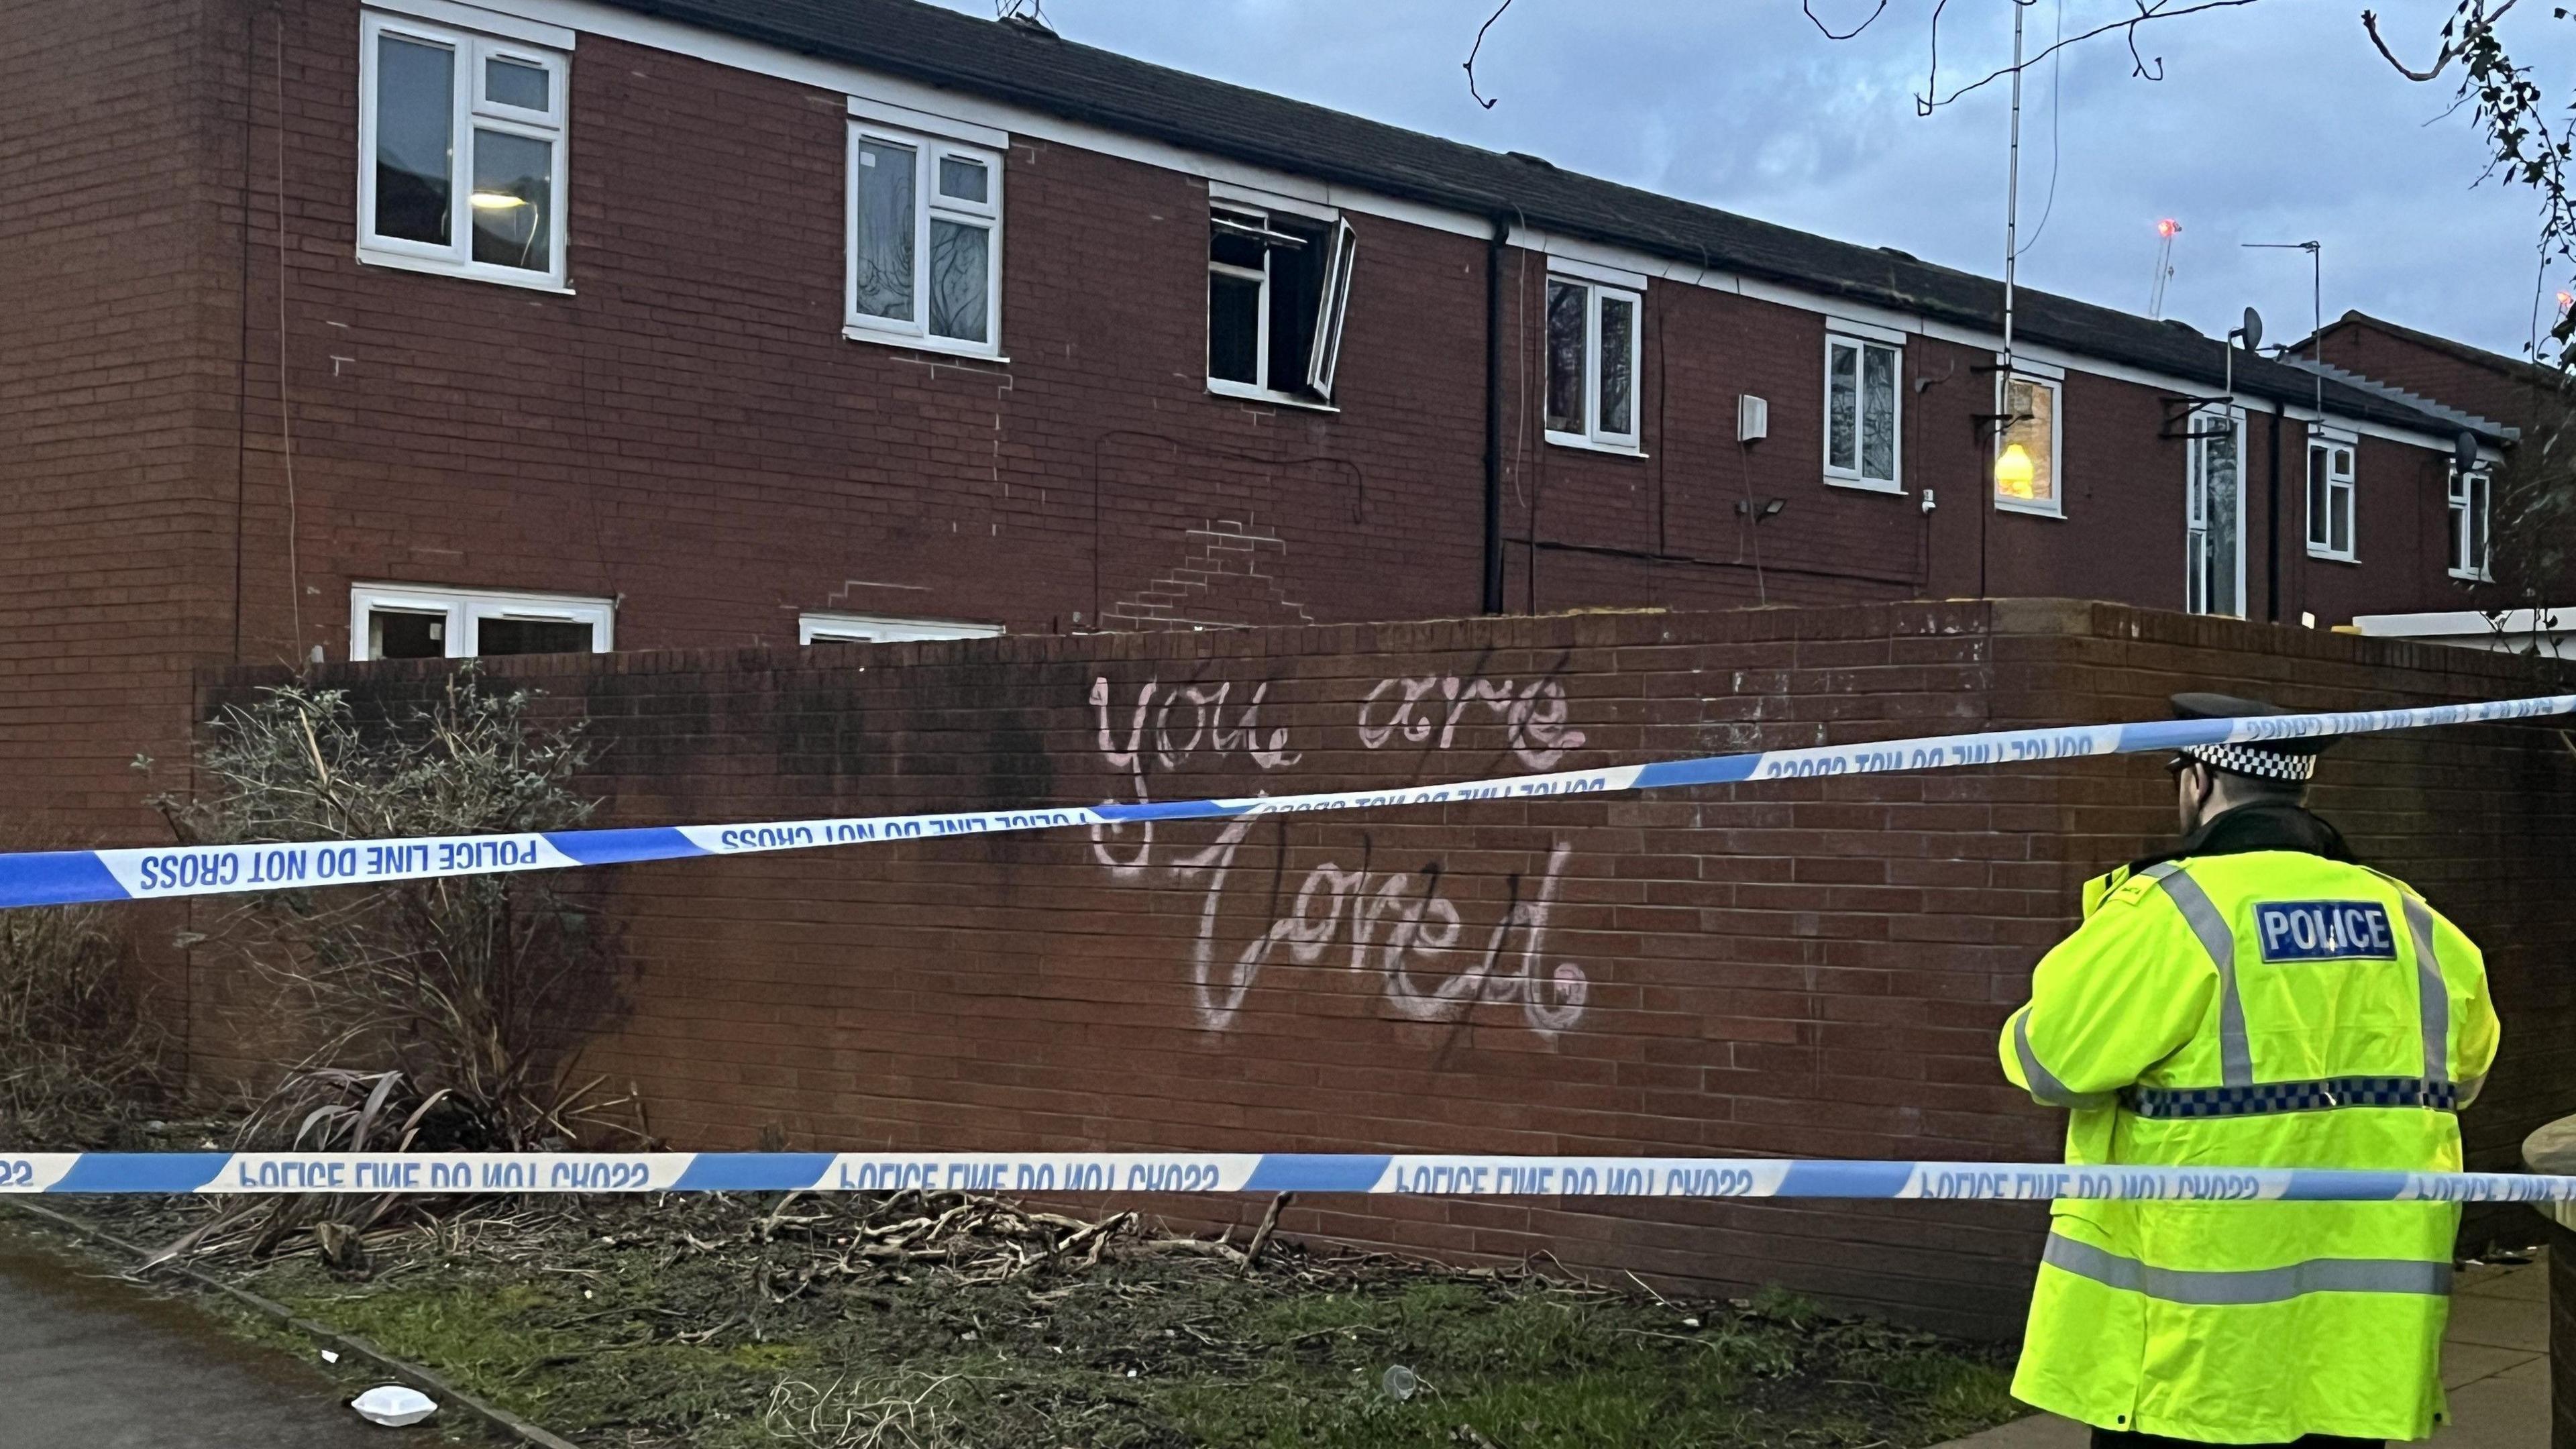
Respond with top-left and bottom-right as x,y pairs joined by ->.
1544,430 -> 1647,459
1206,379 -> 1340,413
357,248 -> 574,294
841,326 -> 1008,364
1992,496 -> 2065,519
2449,569 -> 2496,584
1823,474 -> 1904,496
2306,548 -> 2361,566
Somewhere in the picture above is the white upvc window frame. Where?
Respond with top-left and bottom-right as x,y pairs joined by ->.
356,9 -> 571,292
1543,273 -> 1645,456
2185,404 -> 2248,619
2449,465 -> 2493,582
799,612 -> 1006,645
1991,370 -> 2063,517
1203,203 -> 1358,411
844,121 -> 1006,360
1822,331 -> 1903,492
350,583 -> 614,661
2305,425 -> 2359,564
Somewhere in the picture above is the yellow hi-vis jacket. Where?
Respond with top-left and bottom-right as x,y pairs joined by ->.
2001,847 -> 2499,1444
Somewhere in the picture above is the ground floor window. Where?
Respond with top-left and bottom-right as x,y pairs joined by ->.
351,584 -> 613,661
800,612 -> 1004,645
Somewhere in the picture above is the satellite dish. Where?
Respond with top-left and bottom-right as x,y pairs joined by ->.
2455,431 -> 2482,474
2238,307 -> 2264,353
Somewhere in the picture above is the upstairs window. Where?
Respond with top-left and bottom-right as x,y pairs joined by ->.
351,584 -> 612,661
358,12 -> 568,288
2186,407 -> 2244,618
2306,431 -> 2357,561
800,612 -> 1006,645
2449,466 -> 2492,581
847,125 -> 1004,357
1992,372 -> 2060,514
1544,276 -> 1641,451
1823,333 -> 1902,490
1206,205 -> 1358,405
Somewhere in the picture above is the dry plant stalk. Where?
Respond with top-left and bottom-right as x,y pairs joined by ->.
155,667 -> 633,1157
763,1371 -> 973,1449
0,894 -> 169,1147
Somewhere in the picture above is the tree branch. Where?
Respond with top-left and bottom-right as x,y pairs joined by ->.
1464,0 -> 1515,110
1804,0 -> 1890,42
1913,0 -> 2266,114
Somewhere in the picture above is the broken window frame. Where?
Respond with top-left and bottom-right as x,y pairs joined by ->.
1542,273 -> 1644,454
1205,203 -> 1358,409
349,584 -> 614,662
845,121 -> 1005,358
356,9 -> 570,291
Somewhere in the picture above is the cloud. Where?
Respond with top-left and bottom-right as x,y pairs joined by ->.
936,0 -> 2573,356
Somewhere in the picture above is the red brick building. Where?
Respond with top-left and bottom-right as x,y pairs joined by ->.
0,0 -> 2527,835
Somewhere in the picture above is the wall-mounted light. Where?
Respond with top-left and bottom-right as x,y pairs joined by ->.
1735,497 -> 1786,521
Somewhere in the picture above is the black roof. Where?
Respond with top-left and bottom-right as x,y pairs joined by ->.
601,0 -> 2504,445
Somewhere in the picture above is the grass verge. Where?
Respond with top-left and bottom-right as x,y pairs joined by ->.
66,1192 -> 2022,1448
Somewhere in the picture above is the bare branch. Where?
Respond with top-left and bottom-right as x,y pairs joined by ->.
2363,0 -> 2517,83
1464,0 -> 1515,111
1912,0 -> 2265,114
1804,0 -> 1890,42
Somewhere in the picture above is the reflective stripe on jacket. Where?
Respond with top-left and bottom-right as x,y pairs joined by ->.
2000,849 -> 2500,1444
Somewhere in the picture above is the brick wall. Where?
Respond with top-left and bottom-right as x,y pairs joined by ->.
0,0 -> 2514,853
196,600 -> 2576,1336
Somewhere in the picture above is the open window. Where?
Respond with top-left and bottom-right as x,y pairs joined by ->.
1207,205 -> 1358,406
799,612 -> 1005,644
2186,406 -> 2244,617
1544,274 -> 1642,452
358,11 -> 569,288
2306,429 -> 2357,562
351,584 -> 613,661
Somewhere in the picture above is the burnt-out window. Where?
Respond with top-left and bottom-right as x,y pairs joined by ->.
350,584 -> 613,662
1207,204 -> 1357,405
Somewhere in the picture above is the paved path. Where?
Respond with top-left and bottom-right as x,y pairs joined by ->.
0,1228 -> 431,1448
1941,1252 -> 2549,1447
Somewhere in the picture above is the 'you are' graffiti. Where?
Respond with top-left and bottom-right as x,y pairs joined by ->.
1089,674 -> 1591,1038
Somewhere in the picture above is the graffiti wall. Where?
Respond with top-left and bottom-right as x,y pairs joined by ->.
189,600 -> 2576,1336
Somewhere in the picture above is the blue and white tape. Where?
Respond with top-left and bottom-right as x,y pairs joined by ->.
5,694 -> 2569,912
2,1152 -> 2569,1202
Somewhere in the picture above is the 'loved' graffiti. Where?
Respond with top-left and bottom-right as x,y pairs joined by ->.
1088,672 -> 1591,1038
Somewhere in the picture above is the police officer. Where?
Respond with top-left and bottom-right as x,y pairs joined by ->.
2001,694 -> 2500,1447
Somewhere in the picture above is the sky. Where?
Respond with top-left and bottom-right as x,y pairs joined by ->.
926,0 -> 2575,358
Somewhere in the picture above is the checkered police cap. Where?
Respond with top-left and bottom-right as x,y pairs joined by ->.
2168,692 -> 2338,783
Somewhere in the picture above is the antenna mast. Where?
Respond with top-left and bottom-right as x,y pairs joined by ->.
2149,219 -> 2180,319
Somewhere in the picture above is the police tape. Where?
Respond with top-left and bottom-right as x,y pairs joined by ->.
5,694 -> 2571,912
3,1152 -> 2571,1203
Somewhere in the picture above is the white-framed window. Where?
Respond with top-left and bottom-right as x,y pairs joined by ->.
799,612 -> 1005,645
1544,274 -> 1642,452
2449,466 -> 2493,582
1823,333 -> 1902,491
356,11 -> 569,290
2306,429 -> 2358,562
847,123 -> 1004,357
350,584 -> 613,661
1206,205 -> 1358,406
2186,405 -> 2245,618
1992,372 -> 2061,515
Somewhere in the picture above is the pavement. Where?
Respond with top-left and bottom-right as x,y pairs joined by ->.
0,1226 -> 441,1448
1940,1252 -> 2550,1447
